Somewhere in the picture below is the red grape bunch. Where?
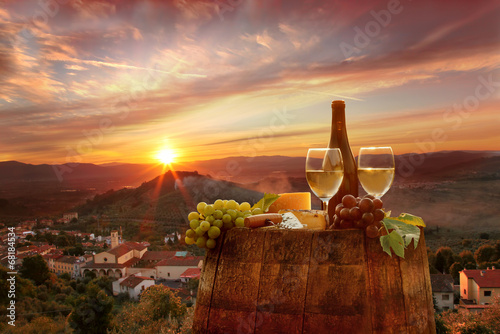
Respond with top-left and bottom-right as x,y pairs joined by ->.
330,194 -> 385,238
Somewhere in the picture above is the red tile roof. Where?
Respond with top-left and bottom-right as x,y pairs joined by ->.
106,242 -> 147,257
141,251 -> 177,261
180,268 -> 201,279
120,275 -> 154,288
82,257 -> 140,269
431,274 -> 454,292
156,256 -> 203,267
462,269 -> 500,288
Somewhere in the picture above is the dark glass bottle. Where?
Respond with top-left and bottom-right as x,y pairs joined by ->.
327,100 -> 358,222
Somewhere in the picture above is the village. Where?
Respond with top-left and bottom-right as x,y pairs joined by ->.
0,212 -> 202,303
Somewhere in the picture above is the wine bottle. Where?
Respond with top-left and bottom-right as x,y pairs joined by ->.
327,100 -> 358,222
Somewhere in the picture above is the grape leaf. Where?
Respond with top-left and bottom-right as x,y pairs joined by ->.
252,193 -> 280,212
383,218 -> 421,249
390,213 -> 425,227
380,230 -> 405,258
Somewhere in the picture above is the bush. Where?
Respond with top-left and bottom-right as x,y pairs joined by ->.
479,233 -> 489,240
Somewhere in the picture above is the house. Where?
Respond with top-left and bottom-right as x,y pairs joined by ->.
54,255 -> 84,278
430,274 -> 455,311
180,267 -> 201,283
112,274 -> 155,300
82,240 -> 148,278
459,267 -> 500,313
63,212 -> 78,220
156,252 -> 203,280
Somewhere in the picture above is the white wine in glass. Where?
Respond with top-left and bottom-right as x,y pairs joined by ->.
306,148 -> 344,212
357,147 -> 395,198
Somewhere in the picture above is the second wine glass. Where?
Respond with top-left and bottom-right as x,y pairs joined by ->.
305,148 -> 344,212
357,146 -> 395,199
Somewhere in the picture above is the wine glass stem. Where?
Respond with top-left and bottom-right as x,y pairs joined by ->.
321,200 -> 328,211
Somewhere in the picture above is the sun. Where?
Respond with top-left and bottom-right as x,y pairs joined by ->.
155,148 -> 176,165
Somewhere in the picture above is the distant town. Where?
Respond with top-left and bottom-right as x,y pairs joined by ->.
0,212 -> 201,303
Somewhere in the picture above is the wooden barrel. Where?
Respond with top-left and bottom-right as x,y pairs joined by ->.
193,228 -> 436,334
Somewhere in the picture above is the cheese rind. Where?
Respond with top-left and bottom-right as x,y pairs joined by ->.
280,212 -> 304,229
268,192 -> 311,213
278,209 -> 327,230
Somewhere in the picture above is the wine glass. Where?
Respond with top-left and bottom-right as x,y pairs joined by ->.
357,147 -> 395,198
305,148 -> 344,213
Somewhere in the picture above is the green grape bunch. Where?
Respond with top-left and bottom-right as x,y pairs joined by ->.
184,199 -> 260,249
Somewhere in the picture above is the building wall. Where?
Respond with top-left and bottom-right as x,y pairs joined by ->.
117,250 -> 135,264
94,252 -> 117,264
130,280 -> 155,300
433,292 -> 454,311
478,287 -> 500,305
157,265 -> 198,280
127,267 -> 157,279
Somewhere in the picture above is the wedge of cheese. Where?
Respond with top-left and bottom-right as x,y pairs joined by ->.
267,192 -> 311,213
278,209 -> 327,230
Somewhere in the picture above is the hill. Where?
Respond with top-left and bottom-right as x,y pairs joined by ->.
73,170 -> 263,227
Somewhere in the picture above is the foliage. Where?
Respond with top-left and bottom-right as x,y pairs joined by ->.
475,245 -> 498,264
68,282 -> 114,334
111,285 -> 188,334
449,262 -> 464,282
19,255 -> 51,286
187,277 -> 200,292
380,213 -> 423,258
0,316 -> 67,334
439,296 -> 500,333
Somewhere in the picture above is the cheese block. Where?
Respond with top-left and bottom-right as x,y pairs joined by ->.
267,192 -> 311,213
280,212 -> 304,229
278,209 -> 327,230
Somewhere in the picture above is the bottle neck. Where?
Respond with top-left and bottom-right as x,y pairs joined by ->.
329,103 -> 349,147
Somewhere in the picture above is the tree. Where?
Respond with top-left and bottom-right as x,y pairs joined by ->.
20,255 -> 51,285
460,250 -> 476,265
111,285 -> 187,333
55,235 -> 69,248
475,245 -> 497,264
68,282 -> 114,334
479,233 -> 489,240
449,262 -> 464,282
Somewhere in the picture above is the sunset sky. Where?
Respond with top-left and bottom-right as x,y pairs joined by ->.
1,0 -> 499,165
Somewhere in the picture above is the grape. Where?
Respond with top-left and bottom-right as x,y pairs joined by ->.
222,214 -> 232,224
189,219 -> 200,230
234,217 -> 245,227
332,215 -> 341,229
213,219 -> 223,229
197,202 -> 207,214
349,207 -> 362,220
243,213 -> 252,219
206,238 -> 217,249
195,226 -> 204,237
227,209 -> 238,220
373,209 -> 385,221
340,219 -> 354,229
185,236 -> 195,245
340,208 -> 350,220
362,212 -> 374,225
188,212 -> 199,221
223,221 -> 234,230
226,200 -> 239,210
204,204 -> 215,216
186,229 -> 195,238
239,202 -> 251,211
251,208 -> 263,215
196,236 -> 207,248
214,210 -> 223,219
373,198 -> 383,210
208,226 -> 221,239
200,221 -> 211,232
355,220 -> 366,229
374,221 -> 383,229
206,215 -> 215,224
365,194 -> 376,200
213,199 -> 224,210
342,195 -> 357,208
366,225 -> 379,238
335,203 -> 344,216
359,198 -> 374,213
